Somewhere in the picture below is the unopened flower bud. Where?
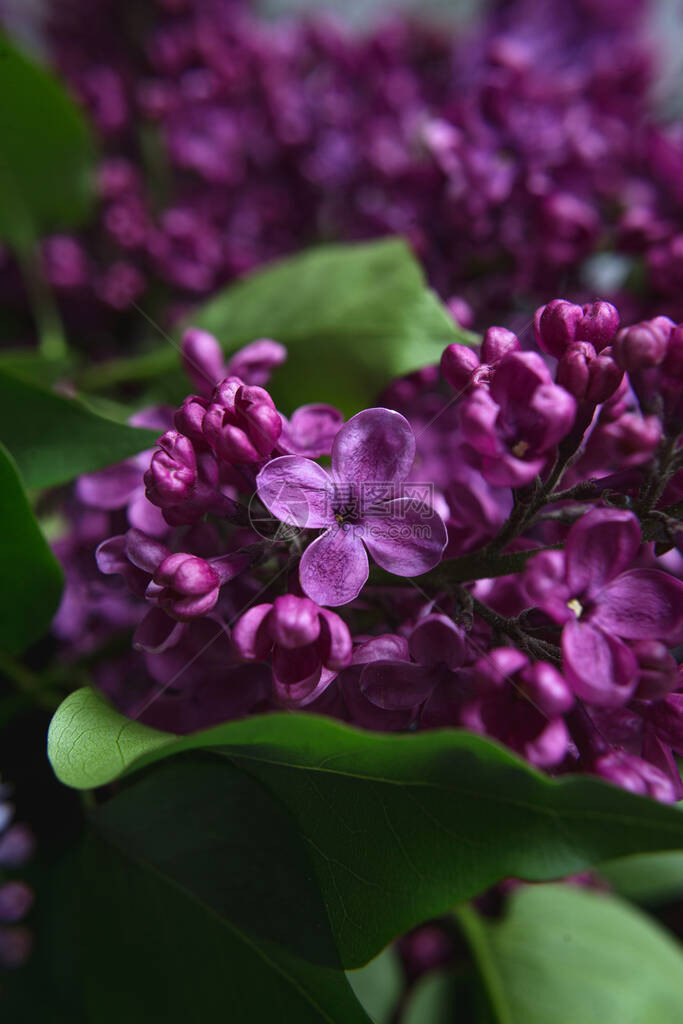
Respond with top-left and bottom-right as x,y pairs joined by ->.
557,341 -> 596,399
613,319 -> 673,371
584,350 -> 624,404
579,301 -> 620,351
440,343 -> 480,391
535,299 -> 584,358
481,326 -> 519,364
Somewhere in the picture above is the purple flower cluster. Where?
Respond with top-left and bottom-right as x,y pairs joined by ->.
0,781 -> 35,971
55,289 -> 683,804
7,0 -> 683,352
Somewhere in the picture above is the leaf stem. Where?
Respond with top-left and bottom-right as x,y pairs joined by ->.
453,903 -> 513,1024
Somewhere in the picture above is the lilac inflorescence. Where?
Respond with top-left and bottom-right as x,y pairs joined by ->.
48,295 -> 682,804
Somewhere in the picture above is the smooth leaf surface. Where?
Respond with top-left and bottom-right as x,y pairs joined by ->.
49,689 -> 683,967
0,369 -> 157,488
78,239 -> 476,414
481,885 -> 683,1023
0,442 -> 63,652
84,755 -> 370,1023
346,947 -> 403,1024
0,36 -> 94,245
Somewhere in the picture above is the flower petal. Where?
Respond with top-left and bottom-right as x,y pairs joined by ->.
232,604 -> 273,660
256,456 -> 333,528
363,499 -> 447,577
318,609 -> 352,669
565,508 -> 640,600
562,619 -> 637,706
360,660 -> 439,710
591,568 -> 683,640
331,408 -> 415,485
408,614 -> 467,669
133,607 -> 186,654
299,527 -> 368,607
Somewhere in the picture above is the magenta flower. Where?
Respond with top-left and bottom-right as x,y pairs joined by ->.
256,409 -> 447,606
459,352 -> 577,486
232,595 -> 352,707
96,528 -> 250,653
461,649 -> 573,768
524,509 -> 683,706
340,617 -> 468,731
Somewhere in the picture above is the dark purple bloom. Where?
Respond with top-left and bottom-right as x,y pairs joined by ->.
232,594 -> 351,707
257,408 -> 447,606
203,378 -> 282,464
524,508 -> 683,705
459,352 -> 576,486
461,649 -> 573,768
96,527 -> 250,652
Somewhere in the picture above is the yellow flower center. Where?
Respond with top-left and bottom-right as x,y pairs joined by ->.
567,598 -> 583,619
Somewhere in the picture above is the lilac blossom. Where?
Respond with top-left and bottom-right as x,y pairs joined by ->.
524,509 -> 683,706
256,408 -> 447,606
232,594 -> 352,707
458,351 -> 577,486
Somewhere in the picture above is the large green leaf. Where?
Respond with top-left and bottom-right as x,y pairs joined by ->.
0,442 -> 63,652
473,884 -> 683,1023
49,689 -> 683,968
0,36 -> 94,246
84,756 -> 369,1023
0,369 -> 158,488
78,239 -> 476,414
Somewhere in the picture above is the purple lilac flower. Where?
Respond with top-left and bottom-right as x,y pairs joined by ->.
232,594 -> 352,707
458,351 -> 577,487
96,527 -> 251,653
524,508 -> 683,706
461,649 -> 573,768
256,408 -> 447,606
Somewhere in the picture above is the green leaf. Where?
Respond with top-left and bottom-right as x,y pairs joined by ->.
476,884 -> 683,1023
78,239 -> 477,414
0,442 -> 63,652
0,36 -> 94,246
82,756 -> 370,1023
0,369 -> 158,488
600,851 -> 683,905
346,947 -> 403,1023
48,689 -> 683,968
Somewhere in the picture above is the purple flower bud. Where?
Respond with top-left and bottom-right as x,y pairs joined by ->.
535,299 -> 584,358
152,552 -> 221,621
584,350 -> 624,404
144,430 -> 197,507
440,343 -> 480,391
613,319 -> 672,371
174,395 -> 210,444
518,661 -> 574,717
480,326 -> 519,364
579,301 -> 620,351
557,342 -> 597,400
203,379 -> 281,464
